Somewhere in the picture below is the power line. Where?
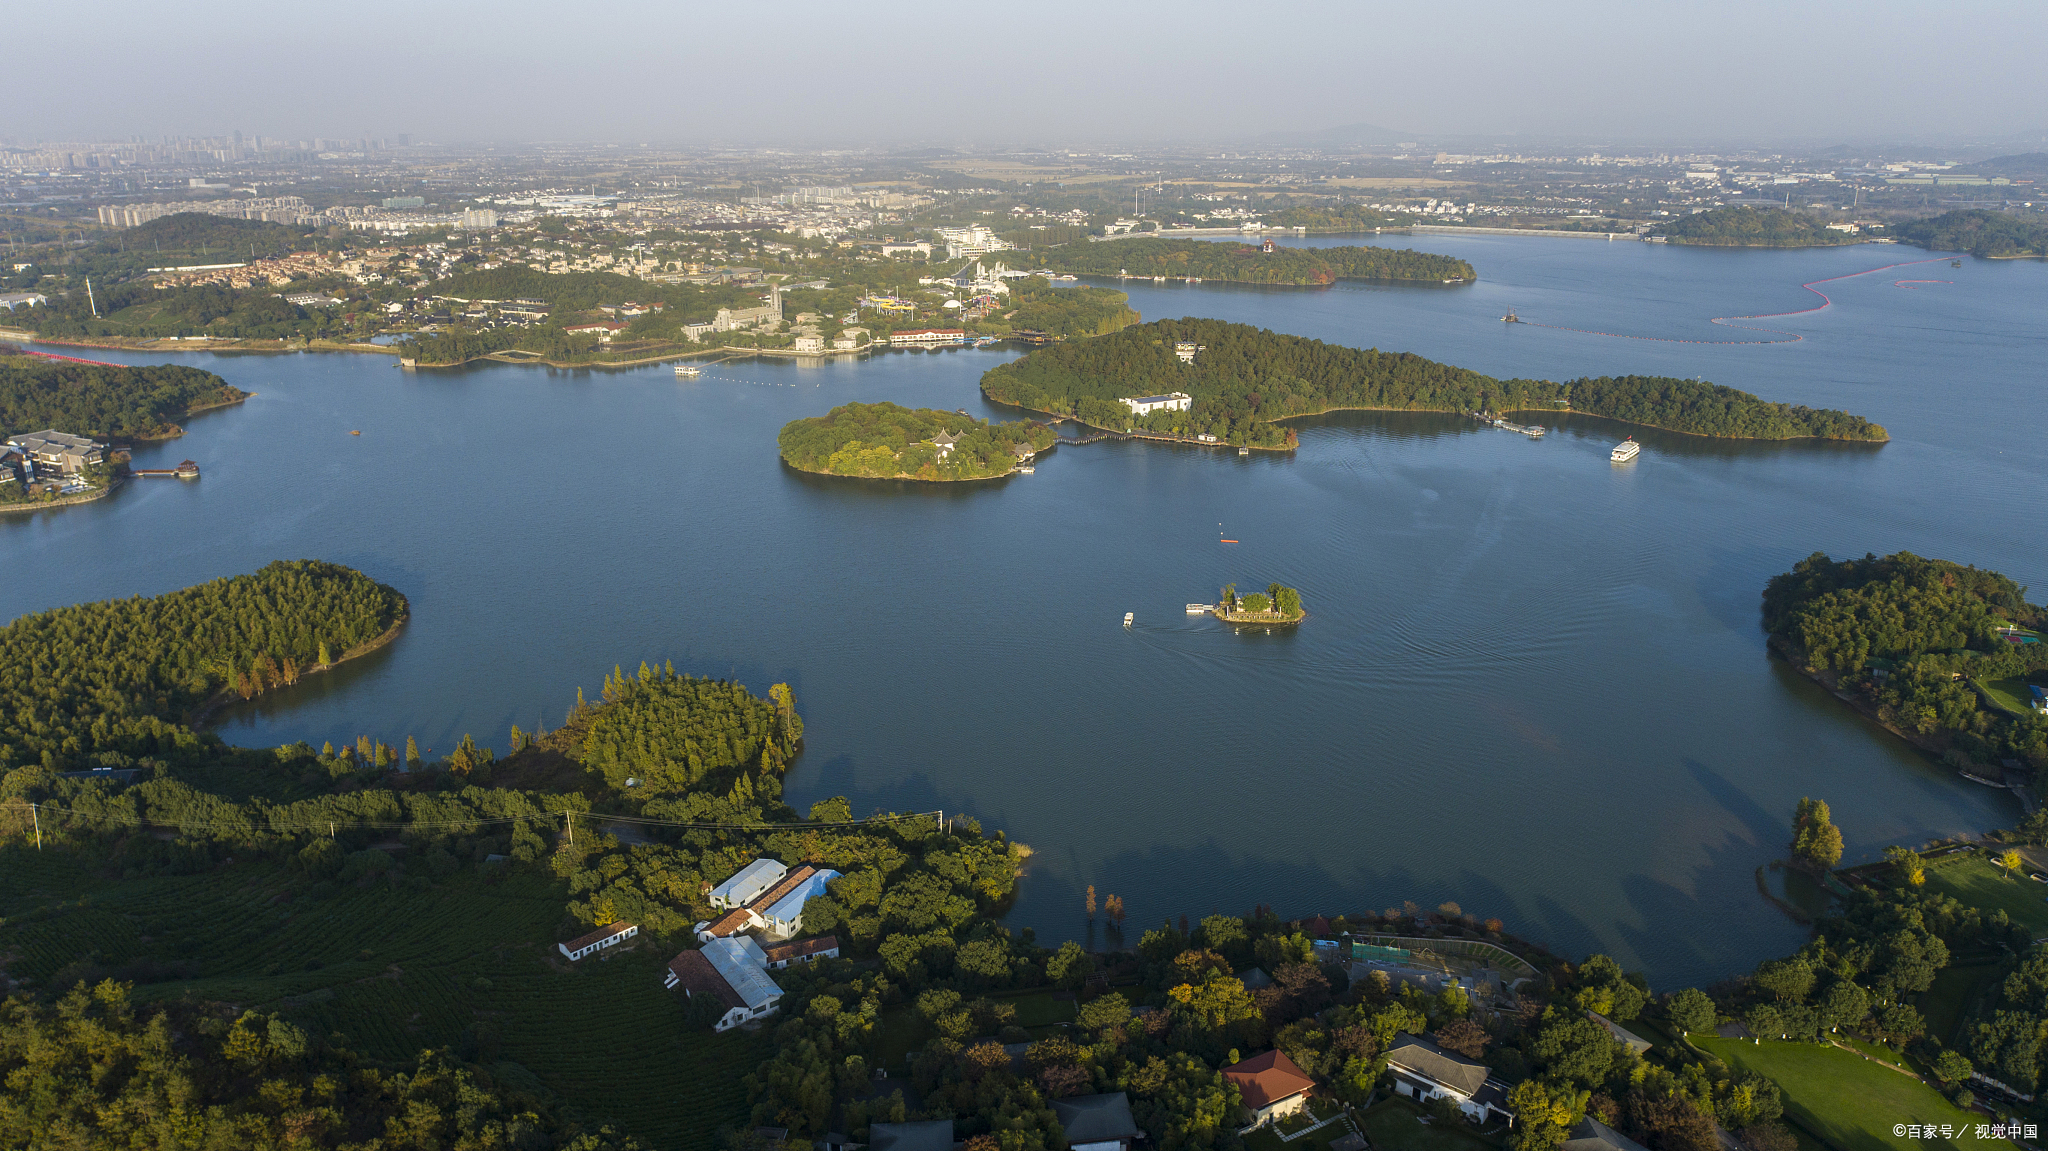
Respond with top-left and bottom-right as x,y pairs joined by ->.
0,801 -> 947,840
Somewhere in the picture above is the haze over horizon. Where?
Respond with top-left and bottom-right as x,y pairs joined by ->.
10,0 -> 2047,150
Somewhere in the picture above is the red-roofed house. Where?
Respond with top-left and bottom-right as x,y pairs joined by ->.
763,935 -> 840,969
1221,1049 -> 1316,1126
558,922 -> 638,961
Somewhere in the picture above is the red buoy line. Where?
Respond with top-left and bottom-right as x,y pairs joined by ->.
1513,254 -> 1961,345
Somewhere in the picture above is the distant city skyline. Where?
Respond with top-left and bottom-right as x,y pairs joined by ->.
8,0 -> 2047,148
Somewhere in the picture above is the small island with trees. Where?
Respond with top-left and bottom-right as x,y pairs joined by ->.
1651,207 -> 1864,248
0,356 -> 249,441
778,401 -> 1058,481
1894,209 -> 2048,258
1033,237 -> 1475,286
1215,582 -> 1305,624
981,318 -> 1889,447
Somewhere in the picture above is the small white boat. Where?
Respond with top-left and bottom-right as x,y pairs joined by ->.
1238,447 -> 1250,455
674,364 -> 701,378
1017,465 -> 1034,474
1186,603 -> 1212,613
1611,438 -> 1640,463
1123,612 -> 1134,627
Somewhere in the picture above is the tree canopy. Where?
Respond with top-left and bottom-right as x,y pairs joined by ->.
1032,238 -> 1473,285
980,319 -> 1888,446
0,359 -> 248,441
1653,207 -> 1861,248
1762,551 -> 2047,768
0,559 -> 406,773
778,402 -> 1055,481
1893,209 -> 2048,258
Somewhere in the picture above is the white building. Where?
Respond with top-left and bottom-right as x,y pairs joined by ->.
933,225 -> 1007,259
459,208 -> 499,229
558,922 -> 638,961
1120,392 -> 1192,416
1174,342 -> 1203,363
707,858 -> 787,909
665,936 -> 785,1032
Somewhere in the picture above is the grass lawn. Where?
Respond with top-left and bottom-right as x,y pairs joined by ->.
994,988 -> 1078,1028
1242,1099 -> 1354,1151
1921,961 -> 2006,1047
1977,676 -> 2034,715
1697,1036 -> 1980,1151
1923,855 -> 2048,934
1356,1098 -> 1501,1151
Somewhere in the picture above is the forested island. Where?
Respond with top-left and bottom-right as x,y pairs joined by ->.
1216,582 -> 1304,624
1763,551 -> 2047,773
778,402 -> 1057,481
1032,237 -> 1474,286
0,358 -> 249,442
1651,207 -> 1862,248
1894,209 -> 2048,258
980,319 -> 1889,447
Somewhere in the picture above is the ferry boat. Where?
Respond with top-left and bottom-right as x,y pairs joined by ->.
1186,603 -> 1212,614
1611,437 -> 1641,463
674,364 -> 701,378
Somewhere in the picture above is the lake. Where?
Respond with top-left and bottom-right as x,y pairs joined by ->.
6,232 -> 2043,989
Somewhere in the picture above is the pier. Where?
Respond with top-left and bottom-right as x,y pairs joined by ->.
131,459 -> 200,479
1469,412 -> 1545,437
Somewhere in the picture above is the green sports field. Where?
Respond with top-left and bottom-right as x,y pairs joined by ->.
1696,1035 -> 1981,1151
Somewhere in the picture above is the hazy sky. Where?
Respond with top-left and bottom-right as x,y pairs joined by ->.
11,0 -> 2046,148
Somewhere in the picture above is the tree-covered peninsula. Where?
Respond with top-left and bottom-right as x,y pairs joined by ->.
1651,207 -> 1862,248
0,559 -> 407,771
980,319 -> 1889,447
778,402 -> 1057,481
1032,237 -> 1473,286
1763,551 -> 2046,771
0,357 -> 249,441
1894,209 -> 2048,258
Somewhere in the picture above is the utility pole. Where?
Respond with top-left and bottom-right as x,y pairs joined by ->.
32,804 -> 41,850
565,811 -> 574,845
86,278 -> 98,318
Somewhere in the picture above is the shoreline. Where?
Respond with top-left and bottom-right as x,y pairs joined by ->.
779,456 -> 1022,484
0,476 -> 121,516
185,606 -> 411,730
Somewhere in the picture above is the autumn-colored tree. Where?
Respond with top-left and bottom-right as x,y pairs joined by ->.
1086,884 -> 1097,920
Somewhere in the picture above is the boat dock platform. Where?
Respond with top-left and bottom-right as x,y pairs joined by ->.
1471,412 -> 1545,438
131,460 -> 200,479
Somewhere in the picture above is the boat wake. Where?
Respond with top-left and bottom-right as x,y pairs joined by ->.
1513,254 -> 1961,345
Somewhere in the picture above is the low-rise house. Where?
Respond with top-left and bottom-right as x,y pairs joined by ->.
664,936 -> 783,1032
6,431 -> 106,476
930,430 -> 962,459
563,321 -> 627,342
708,858 -> 788,908
867,1120 -> 955,1151
763,935 -> 840,969
1221,1049 -> 1316,1126
1054,1092 -> 1141,1151
1587,1010 -> 1652,1055
1562,1118 -> 1652,1151
754,865 -> 840,938
558,921 -> 637,961
1384,1032 -> 1515,1126
793,335 -> 824,353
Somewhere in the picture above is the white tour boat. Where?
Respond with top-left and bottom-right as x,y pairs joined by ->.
1611,437 -> 1641,463
674,364 -> 701,378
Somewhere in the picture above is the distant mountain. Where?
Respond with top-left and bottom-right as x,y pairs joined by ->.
1980,152 -> 2048,178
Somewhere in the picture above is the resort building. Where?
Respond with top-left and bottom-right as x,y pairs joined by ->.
762,935 -> 840,969
1384,1032 -> 1516,1126
1221,1049 -> 1316,1127
707,858 -> 788,909
6,430 -> 106,477
887,328 -> 966,346
694,861 -> 840,942
1119,392 -> 1192,415
1174,342 -> 1203,363
558,921 -> 638,961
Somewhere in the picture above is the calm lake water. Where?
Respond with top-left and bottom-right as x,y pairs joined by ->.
6,234 -> 2043,988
